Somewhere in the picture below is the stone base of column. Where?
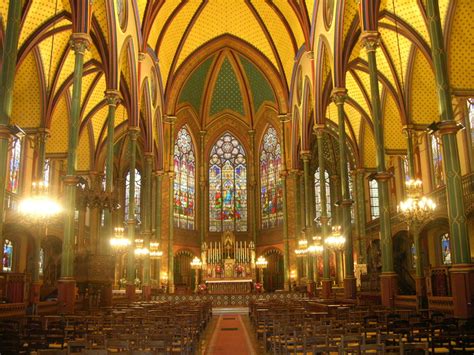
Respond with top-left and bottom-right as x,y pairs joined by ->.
284,281 -> 290,292
344,276 -> 357,299
101,284 -> 113,308
126,284 -> 136,302
168,283 -> 175,294
142,285 -> 151,301
321,279 -> 332,299
307,281 -> 316,297
415,276 -> 427,310
30,282 -> 41,305
58,278 -> 76,314
380,272 -> 397,307
450,264 -> 474,319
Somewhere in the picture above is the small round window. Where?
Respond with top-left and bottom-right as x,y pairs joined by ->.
323,0 -> 334,29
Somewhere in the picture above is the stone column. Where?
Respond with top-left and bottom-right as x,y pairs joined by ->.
355,169 -> 367,264
58,33 -> 91,313
199,131 -> 206,246
361,31 -> 396,307
125,127 -> 140,301
248,129 -> 257,244
279,114 -> 291,290
165,115 -> 176,293
0,0 -> 25,270
154,171 -> 163,287
316,126 -> 332,298
426,0 -> 473,318
141,153 -> 153,300
301,151 -> 314,287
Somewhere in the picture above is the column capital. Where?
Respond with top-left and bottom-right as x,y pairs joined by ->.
373,171 -> 392,182
138,52 -> 146,62
360,31 -> 380,52
278,113 -> 291,123
144,152 -> 154,161
300,150 -> 311,161
437,120 -> 463,136
314,124 -> 326,137
199,130 -> 207,137
104,90 -> 121,106
306,51 -> 314,60
248,129 -> 256,136
154,170 -> 165,177
69,33 -> 91,54
331,88 -> 348,106
163,115 -> 177,124
128,126 -> 140,139
63,175 -> 80,186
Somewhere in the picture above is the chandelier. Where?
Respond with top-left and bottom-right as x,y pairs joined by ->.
256,256 -> 268,269
149,242 -> 163,260
190,256 -> 202,270
76,177 -> 120,211
109,227 -> 131,253
18,181 -> 62,226
295,238 -> 308,256
398,179 -> 436,228
325,226 -> 346,251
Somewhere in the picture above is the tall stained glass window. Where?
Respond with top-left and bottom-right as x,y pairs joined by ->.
209,132 -> 247,232
431,135 -> 444,187
173,127 -> 195,229
43,159 -> 51,186
8,138 -> 22,193
125,169 -> 141,222
369,179 -> 379,219
314,167 -> 331,222
3,239 -> 13,272
260,126 -> 283,229
441,233 -> 451,265
39,248 -> 44,276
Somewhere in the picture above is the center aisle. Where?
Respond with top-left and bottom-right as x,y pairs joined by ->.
205,314 -> 257,355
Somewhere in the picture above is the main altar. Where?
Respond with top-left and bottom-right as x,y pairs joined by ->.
201,231 -> 256,294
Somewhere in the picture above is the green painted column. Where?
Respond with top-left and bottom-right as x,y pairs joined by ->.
403,126 -> 416,180
361,31 -> 396,306
141,153 -> 153,299
199,131 -> 206,247
165,115 -> 176,293
316,127 -> 332,298
333,88 -> 356,298
103,90 -> 120,254
0,0 -> 24,271
279,114 -> 290,291
154,171 -> 163,286
248,129 -> 257,244
355,169 -> 367,263
426,0 -> 469,263
301,151 -> 314,283
126,127 -> 139,300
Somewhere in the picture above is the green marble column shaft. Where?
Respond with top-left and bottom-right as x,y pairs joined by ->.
166,116 -> 176,292
426,0 -> 470,263
61,35 -> 90,278
333,89 -> 354,278
249,130 -> 257,244
199,131 -> 206,246
279,114 -> 290,290
142,153 -> 153,287
103,91 -> 120,253
355,170 -> 367,263
361,32 -> 394,273
126,128 -> 139,285
0,0 -> 25,270
301,152 -> 314,282
316,129 -> 330,280
154,171 -> 163,285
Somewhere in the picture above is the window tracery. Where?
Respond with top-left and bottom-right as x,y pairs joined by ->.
125,169 -> 141,222
8,138 -> 22,193
314,167 -> 331,223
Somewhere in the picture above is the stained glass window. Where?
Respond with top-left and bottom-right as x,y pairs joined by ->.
402,156 -> 410,182
260,126 -> 283,229
441,233 -> 451,265
347,162 -> 354,223
431,135 -> 444,187
468,98 -> 474,148
369,179 -> 379,219
39,248 -> 44,276
314,167 -> 331,223
8,138 -> 22,193
173,127 -> 195,229
43,159 -> 50,186
3,239 -> 13,272
209,132 -> 247,232
125,169 -> 141,222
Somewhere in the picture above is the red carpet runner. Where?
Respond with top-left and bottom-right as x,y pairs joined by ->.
206,315 -> 256,355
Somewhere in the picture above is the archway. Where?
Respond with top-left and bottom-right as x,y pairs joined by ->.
262,249 -> 284,292
174,250 -> 195,294
393,230 -> 415,295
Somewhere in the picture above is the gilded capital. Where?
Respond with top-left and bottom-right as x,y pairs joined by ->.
128,126 -> 140,140
163,115 -> 177,124
331,88 -> 348,106
300,150 -> 311,161
360,31 -> 380,52
69,33 -> 91,54
278,113 -> 291,123
105,90 -> 121,106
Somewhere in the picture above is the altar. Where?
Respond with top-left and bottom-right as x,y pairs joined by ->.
205,279 -> 253,294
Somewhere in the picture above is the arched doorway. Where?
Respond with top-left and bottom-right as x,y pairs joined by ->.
262,249 -> 284,292
174,250 -> 195,294
393,231 -> 415,295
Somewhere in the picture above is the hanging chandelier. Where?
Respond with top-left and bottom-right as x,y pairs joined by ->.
398,179 -> 436,228
18,181 -> 62,226
110,227 -> 131,253
256,256 -> 268,269
149,242 -> 163,259
190,256 -> 202,270
325,226 -> 346,251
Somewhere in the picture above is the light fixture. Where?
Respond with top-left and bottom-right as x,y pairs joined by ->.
190,256 -> 202,270
398,179 -> 436,228
256,256 -> 268,269
325,226 -> 346,251
149,241 -> 163,259
295,238 -> 309,256
18,181 -> 62,226
110,227 -> 131,253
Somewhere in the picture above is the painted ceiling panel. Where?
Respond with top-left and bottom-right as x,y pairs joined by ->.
93,1 -> 109,45
272,0 -> 305,48
38,30 -> 71,91
382,92 -> 405,150
410,49 -> 438,125
47,95 -> 69,154
175,1 -> 278,78
77,128 -> 91,170
209,58 -> 244,116
147,0 -> 177,49
90,104 -> 108,147
346,71 -> 371,119
83,74 -> 107,121
342,0 -> 359,44
344,103 -> 361,145
157,1 -> 201,89
178,55 -> 215,114
115,104 -> 129,126
305,0 -> 315,26
239,55 -> 275,112
137,0 -> 147,26
362,124 -> 376,168
11,52 -> 42,128
251,0 -> 295,85
380,27 -> 412,89
448,0 -> 474,90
